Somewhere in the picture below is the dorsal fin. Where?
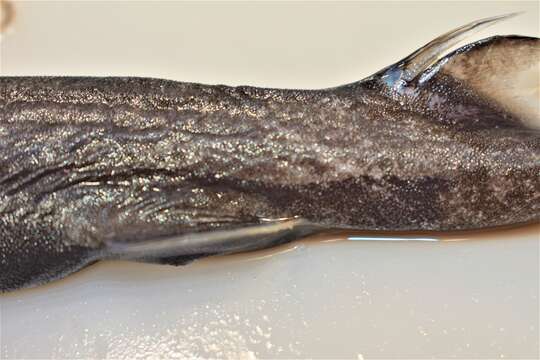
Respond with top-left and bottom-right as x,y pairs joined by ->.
376,13 -> 520,89
431,36 -> 539,129
370,14 -> 539,130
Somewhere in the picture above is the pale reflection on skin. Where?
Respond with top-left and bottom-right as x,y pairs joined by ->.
348,236 -> 439,241
312,223 -> 540,244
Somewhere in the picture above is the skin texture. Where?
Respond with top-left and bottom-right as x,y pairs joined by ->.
0,27 -> 539,292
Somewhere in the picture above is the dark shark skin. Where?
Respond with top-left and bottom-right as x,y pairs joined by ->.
1,18 -> 539,292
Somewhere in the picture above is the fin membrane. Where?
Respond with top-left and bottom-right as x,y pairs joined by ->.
388,13 -> 521,84
434,36 -> 539,129
135,254 -> 211,266
105,218 -> 317,266
372,14 -> 539,129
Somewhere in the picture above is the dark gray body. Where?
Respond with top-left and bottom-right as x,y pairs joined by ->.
1,24 -> 539,292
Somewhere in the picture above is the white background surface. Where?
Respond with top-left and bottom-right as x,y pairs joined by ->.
1,1 -> 539,359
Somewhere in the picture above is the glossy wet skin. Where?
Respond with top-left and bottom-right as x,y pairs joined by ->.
0,29 -> 539,292
0,73 -> 537,291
